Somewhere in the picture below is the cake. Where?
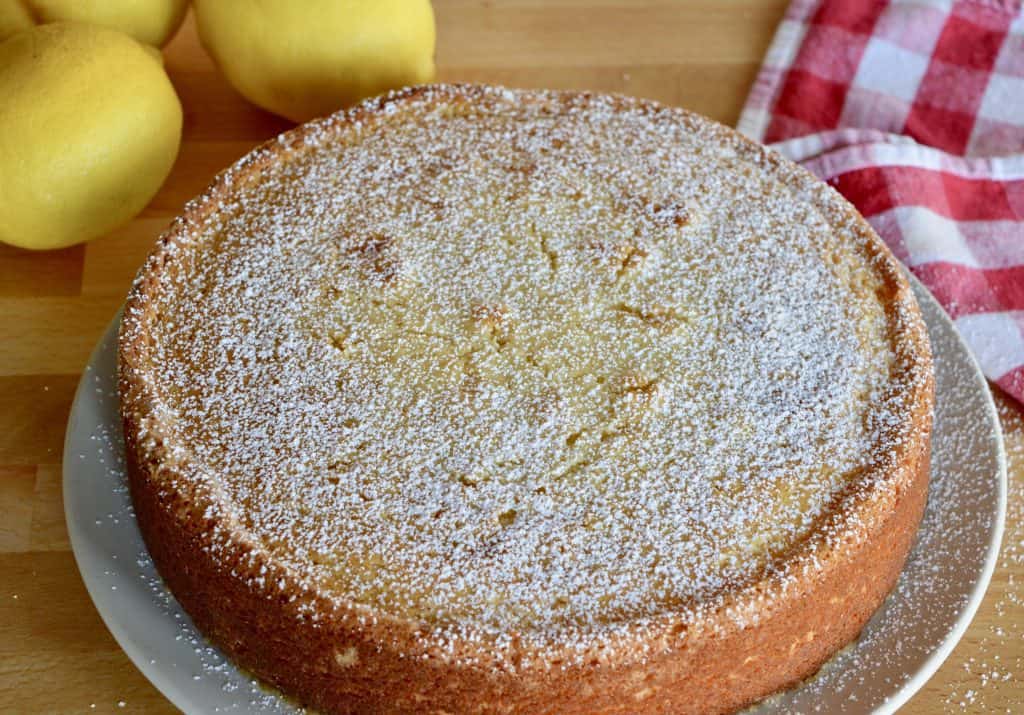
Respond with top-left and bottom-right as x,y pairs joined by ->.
119,84 -> 934,714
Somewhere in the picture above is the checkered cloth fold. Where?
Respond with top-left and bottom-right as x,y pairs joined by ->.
739,0 -> 1024,404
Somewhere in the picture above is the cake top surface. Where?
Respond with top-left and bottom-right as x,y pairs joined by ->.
121,85 -> 931,658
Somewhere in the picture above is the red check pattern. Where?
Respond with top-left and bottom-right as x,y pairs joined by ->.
739,0 -> 1024,404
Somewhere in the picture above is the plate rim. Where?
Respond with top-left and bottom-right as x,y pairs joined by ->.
62,311 -> 204,714
872,273 -> 1007,714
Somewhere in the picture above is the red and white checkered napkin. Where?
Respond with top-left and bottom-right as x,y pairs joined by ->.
738,0 -> 1024,404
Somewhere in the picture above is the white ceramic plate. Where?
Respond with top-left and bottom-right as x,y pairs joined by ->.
64,277 -> 1006,714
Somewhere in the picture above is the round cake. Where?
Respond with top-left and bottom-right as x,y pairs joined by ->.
119,84 -> 934,714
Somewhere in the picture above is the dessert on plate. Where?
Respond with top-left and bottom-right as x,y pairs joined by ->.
119,84 -> 934,714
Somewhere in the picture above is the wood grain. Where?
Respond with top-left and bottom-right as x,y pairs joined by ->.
0,2 -> 1019,712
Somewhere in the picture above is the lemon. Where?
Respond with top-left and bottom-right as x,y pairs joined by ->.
194,0 -> 436,122
0,23 -> 182,250
0,0 -> 188,46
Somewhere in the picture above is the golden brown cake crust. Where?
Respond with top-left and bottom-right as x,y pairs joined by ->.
119,84 -> 934,714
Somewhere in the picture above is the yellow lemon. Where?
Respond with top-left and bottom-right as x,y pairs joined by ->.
0,23 -> 182,250
0,0 -> 188,46
194,0 -> 436,122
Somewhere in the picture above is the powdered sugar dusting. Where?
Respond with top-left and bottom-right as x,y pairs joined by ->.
120,86 -> 930,656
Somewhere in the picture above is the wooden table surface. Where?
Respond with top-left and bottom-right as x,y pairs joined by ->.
1,3 -> 1020,712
